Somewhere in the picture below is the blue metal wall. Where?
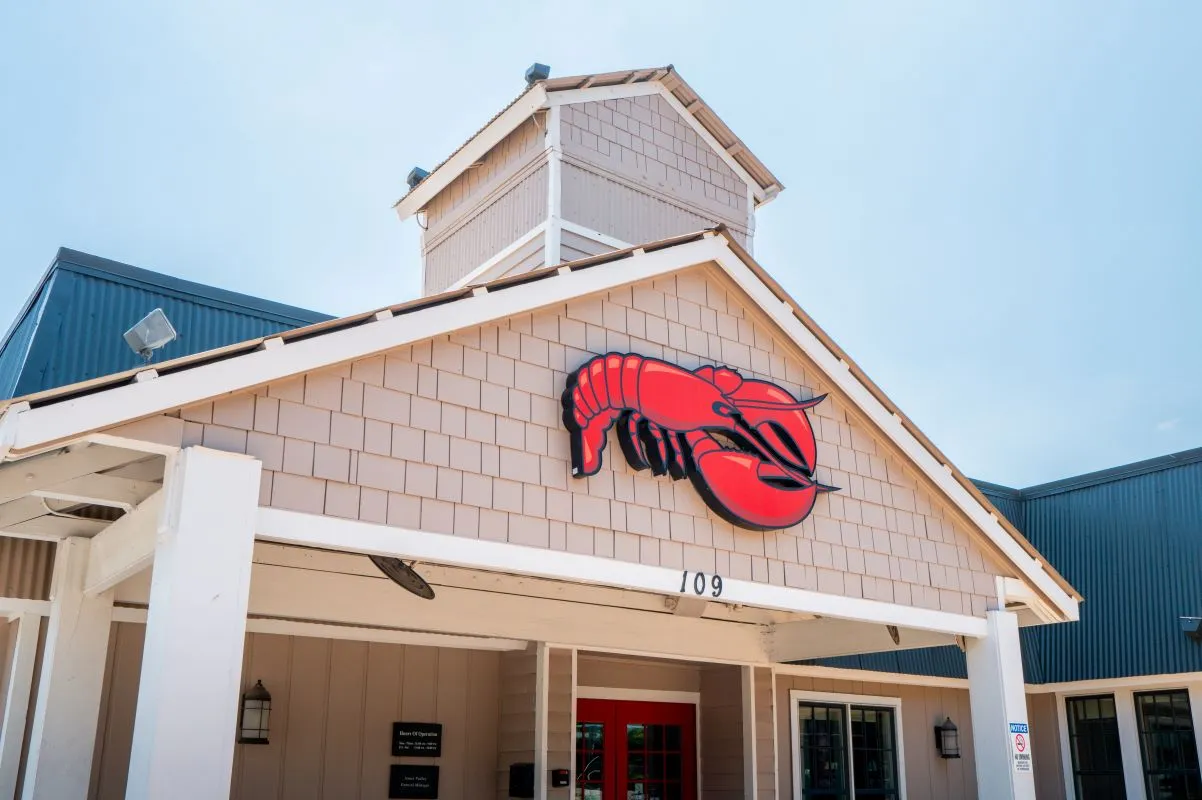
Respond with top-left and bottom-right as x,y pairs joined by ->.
1021,451 -> 1202,683
805,452 -> 1202,683
1,249 -> 331,400
0,278 -> 50,399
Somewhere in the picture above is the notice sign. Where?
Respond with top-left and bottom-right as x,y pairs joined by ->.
392,722 -> 443,757
1009,722 -> 1032,773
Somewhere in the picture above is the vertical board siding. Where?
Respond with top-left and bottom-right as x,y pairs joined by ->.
755,667 -> 774,800
700,664 -> 744,800
0,538 -> 54,601
1026,692 -> 1066,800
561,162 -> 747,251
89,624 -> 500,800
775,673 -> 979,800
548,649 -> 573,800
424,117 -> 545,237
423,163 -> 548,294
559,96 -> 748,228
559,228 -> 617,264
474,237 -> 546,285
497,650 -> 536,800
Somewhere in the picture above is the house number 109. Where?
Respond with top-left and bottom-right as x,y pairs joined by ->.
680,571 -> 723,597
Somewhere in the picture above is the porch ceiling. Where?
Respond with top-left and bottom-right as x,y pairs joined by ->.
0,443 -> 164,541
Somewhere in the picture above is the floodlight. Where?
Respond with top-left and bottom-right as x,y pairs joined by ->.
123,308 -> 177,362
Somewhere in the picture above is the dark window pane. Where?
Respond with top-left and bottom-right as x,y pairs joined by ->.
647,725 -> 663,750
627,724 -> 645,750
1135,689 -> 1201,800
1066,694 -> 1126,800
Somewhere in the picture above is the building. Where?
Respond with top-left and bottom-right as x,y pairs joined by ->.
0,64 -> 1190,800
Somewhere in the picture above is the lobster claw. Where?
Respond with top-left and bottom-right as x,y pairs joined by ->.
688,448 -> 821,531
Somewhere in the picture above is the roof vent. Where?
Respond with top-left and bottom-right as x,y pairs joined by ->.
406,167 -> 430,190
525,63 -> 551,85
123,308 -> 177,362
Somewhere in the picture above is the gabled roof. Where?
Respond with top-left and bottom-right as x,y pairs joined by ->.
0,248 -> 331,400
393,66 -> 783,217
0,228 -> 1080,620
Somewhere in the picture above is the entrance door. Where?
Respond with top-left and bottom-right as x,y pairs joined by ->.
576,699 -> 697,800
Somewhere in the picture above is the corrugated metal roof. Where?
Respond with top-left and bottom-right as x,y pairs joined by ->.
0,248 -> 332,400
807,449 -> 1202,683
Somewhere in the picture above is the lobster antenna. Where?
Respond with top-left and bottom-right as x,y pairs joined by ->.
730,393 -> 827,412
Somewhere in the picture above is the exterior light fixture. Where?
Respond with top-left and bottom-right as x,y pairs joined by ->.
238,680 -> 272,744
123,308 -> 177,362
934,717 -> 960,759
1181,617 -> 1202,642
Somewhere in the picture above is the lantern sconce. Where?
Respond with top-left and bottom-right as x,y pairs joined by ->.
238,680 -> 272,745
934,717 -> 960,759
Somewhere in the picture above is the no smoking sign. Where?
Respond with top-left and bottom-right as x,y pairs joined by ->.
1009,722 -> 1032,773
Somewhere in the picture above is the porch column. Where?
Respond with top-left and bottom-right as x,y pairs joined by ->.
966,609 -> 1036,800
22,538 -> 114,800
0,613 -> 41,800
124,447 -> 260,800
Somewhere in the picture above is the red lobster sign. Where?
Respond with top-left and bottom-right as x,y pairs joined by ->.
561,354 -> 836,531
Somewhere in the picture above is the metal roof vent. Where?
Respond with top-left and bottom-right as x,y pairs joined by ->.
525,63 -> 550,85
123,308 -> 177,362
406,167 -> 430,189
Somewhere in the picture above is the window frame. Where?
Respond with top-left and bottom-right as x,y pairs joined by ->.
1063,693 -> 1127,800
790,690 -> 908,800
1133,688 -> 1202,800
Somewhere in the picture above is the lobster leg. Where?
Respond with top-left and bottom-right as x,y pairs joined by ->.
617,412 -> 651,471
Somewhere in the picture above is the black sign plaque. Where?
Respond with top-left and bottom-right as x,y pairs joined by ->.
391,722 -> 443,757
389,765 -> 439,799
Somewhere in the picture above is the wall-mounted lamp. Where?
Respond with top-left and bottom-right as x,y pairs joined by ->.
1181,617 -> 1202,642
238,680 -> 272,744
934,717 -> 960,759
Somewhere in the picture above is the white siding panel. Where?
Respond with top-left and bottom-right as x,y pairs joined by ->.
561,162 -> 746,250
559,228 -> 616,264
423,163 -> 548,294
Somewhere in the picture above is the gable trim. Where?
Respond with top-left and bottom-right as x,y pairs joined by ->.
0,230 -> 1079,619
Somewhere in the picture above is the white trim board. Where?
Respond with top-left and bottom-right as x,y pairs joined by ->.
1027,672 -> 1202,694
789,689 -> 909,800
775,663 -> 969,690
256,506 -> 989,638
0,230 -> 1075,621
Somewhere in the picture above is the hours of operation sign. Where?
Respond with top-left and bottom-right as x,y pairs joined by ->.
1009,722 -> 1032,773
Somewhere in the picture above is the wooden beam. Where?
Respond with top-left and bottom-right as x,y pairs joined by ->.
3,516 -> 106,538
33,473 -> 159,511
83,489 -> 164,596
768,618 -> 956,662
0,497 -> 49,529
0,445 -> 139,505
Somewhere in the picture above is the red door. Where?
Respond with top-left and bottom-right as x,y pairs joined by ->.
576,699 -> 697,800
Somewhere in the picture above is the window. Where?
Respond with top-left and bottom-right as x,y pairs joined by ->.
791,692 -> 903,800
1065,694 -> 1126,799
1134,690 -> 1202,800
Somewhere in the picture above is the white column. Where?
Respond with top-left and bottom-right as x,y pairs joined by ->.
123,447 -> 261,800
0,614 -> 40,800
1113,688 -> 1148,800
966,610 -> 1036,800
741,665 -> 758,800
22,538 -> 114,800
534,642 -> 549,800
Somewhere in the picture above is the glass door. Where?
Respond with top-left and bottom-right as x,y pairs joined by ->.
576,699 -> 696,800
1134,690 -> 1202,799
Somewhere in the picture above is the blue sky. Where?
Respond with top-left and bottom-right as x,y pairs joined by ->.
1,2 -> 1198,487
